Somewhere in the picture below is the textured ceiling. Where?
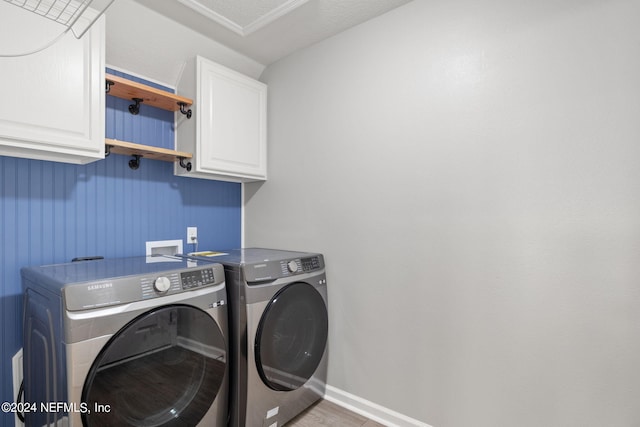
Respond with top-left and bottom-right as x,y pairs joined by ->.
176,0 -> 311,35
134,0 -> 414,65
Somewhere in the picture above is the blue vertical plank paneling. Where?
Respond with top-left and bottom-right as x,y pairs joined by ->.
0,69 -> 242,425
53,163 -> 65,260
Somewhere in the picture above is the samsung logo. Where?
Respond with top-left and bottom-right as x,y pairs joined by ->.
87,283 -> 113,291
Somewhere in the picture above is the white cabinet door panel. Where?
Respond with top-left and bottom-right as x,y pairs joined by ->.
0,10 -> 105,164
200,65 -> 266,177
177,56 -> 267,182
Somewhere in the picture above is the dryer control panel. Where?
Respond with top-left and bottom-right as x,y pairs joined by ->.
281,256 -> 322,275
301,256 -> 322,271
245,255 -> 325,283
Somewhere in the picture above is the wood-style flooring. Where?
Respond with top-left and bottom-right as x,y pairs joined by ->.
287,399 -> 386,427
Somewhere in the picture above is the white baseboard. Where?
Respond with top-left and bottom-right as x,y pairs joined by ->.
324,385 -> 433,427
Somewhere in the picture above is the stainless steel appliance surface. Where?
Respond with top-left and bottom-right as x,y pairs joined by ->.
184,248 -> 328,427
22,255 -> 229,427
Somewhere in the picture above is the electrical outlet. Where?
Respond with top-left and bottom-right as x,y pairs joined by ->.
13,348 -> 23,426
187,227 -> 198,243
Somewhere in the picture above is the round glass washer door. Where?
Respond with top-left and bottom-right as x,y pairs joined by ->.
82,305 -> 226,427
255,282 -> 328,391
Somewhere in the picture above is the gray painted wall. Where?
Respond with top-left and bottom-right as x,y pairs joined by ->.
246,0 -> 640,425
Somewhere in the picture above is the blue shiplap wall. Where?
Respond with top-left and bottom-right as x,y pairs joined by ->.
0,69 -> 241,422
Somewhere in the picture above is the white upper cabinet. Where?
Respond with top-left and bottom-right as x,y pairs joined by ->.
0,6 -> 105,164
176,56 -> 267,182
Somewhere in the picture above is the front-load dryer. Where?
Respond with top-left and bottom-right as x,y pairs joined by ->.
185,248 -> 328,427
22,256 -> 229,427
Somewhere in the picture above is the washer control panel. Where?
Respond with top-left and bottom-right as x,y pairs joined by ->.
140,267 -> 217,298
62,261 -> 225,311
180,267 -> 216,290
141,273 -> 181,298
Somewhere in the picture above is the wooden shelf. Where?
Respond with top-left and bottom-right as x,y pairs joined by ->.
105,138 -> 192,163
106,73 -> 193,113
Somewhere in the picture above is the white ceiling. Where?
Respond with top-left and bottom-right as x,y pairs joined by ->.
174,0 -> 312,36
133,0 -> 414,65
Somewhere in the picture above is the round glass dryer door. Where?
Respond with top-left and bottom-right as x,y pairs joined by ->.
82,305 -> 226,426
255,282 -> 328,391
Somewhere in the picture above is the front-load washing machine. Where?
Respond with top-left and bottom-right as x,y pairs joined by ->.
22,255 -> 229,427
185,248 -> 328,427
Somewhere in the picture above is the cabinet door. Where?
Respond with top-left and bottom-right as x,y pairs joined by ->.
0,7 -> 105,164
197,58 -> 267,181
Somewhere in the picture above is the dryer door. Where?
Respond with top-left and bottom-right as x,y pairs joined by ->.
255,282 -> 328,391
81,305 -> 226,427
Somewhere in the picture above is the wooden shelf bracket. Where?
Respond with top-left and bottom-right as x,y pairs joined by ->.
178,156 -> 192,171
129,98 -> 143,115
178,102 -> 192,119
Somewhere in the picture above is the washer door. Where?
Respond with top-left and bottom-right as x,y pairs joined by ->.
81,305 -> 226,426
255,282 -> 328,391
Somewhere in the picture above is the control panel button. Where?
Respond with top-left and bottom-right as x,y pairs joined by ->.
180,268 -> 216,289
287,260 -> 299,273
154,276 -> 171,293
301,256 -> 321,271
